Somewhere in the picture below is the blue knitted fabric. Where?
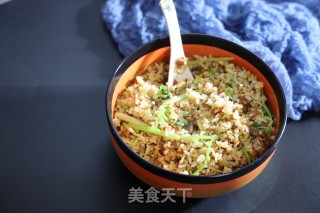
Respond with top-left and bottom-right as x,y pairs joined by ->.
102,0 -> 320,120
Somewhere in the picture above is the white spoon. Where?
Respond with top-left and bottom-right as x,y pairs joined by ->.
159,0 -> 194,86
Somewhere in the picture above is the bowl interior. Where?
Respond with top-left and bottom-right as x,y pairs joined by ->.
110,44 -> 281,135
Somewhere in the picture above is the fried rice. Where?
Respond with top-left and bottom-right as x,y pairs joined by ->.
113,55 -> 275,176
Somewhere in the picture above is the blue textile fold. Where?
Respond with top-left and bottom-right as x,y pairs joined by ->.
102,0 -> 320,120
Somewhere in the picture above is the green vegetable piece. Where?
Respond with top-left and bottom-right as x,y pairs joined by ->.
251,122 -> 272,140
122,123 -> 138,136
159,94 -> 187,111
164,107 -> 177,123
116,113 -> 179,140
263,116 -> 272,121
224,60 -> 229,68
226,88 -> 232,98
211,66 -> 218,75
133,137 -> 139,146
158,85 -> 171,100
158,111 -> 169,123
230,78 -> 236,88
252,122 -> 260,128
181,135 -> 218,141
115,112 -> 148,126
117,100 -> 129,110
252,122 -> 272,132
262,104 -> 272,118
126,122 -> 180,140
259,126 -> 272,139
193,75 -> 201,86
175,121 -> 190,127
182,111 -> 190,117
116,112 -> 220,143
258,126 -> 272,132
157,94 -> 188,125
193,140 -> 213,175
241,146 -> 251,164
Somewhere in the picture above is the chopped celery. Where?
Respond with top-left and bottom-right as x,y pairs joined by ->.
252,122 -> 272,139
116,112 -> 219,142
224,60 -> 229,68
182,111 -> 190,117
211,66 -> 218,75
257,126 -> 272,132
175,121 -> 190,127
122,123 -> 138,136
115,113 -> 178,139
166,107 -> 178,123
181,135 -> 218,141
115,112 -> 147,126
241,146 -> 251,164
132,137 -> 139,146
259,126 -> 272,139
193,140 -> 213,175
157,94 -> 188,125
193,75 -> 201,86
262,104 -> 272,118
230,78 -> 236,88
252,122 -> 272,133
117,100 -> 129,110
159,94 -> 187,110
263,116 -> 272,121
224,74 -> 236,89
126,122 -> 180,140
226,89 -> 232,98
158,110 -> 169,123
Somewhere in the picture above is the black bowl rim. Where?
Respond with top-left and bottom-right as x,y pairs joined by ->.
106,33 -> 287,184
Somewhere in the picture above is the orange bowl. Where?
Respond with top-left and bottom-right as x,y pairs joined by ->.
106,34 -> 287,198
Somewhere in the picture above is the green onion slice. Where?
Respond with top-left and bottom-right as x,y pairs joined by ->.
193,140 -> 213,175
241,146 -> 251,164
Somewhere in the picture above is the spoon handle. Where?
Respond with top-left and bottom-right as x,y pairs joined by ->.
159,0 -> 193,86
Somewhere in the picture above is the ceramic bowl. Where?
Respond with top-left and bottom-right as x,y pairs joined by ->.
106,34 -> 287,198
